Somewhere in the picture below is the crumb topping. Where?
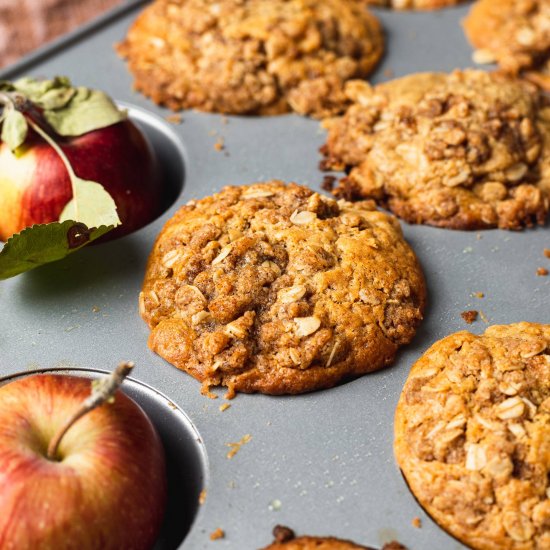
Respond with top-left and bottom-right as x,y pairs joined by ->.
118,0 -> 383,118
141,181 -> 425,395
321,70 -> 550,229
395,323 -> 550,549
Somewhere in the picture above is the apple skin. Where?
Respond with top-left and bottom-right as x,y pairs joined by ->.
0,374 -> 167,550
0,117 -> 163,242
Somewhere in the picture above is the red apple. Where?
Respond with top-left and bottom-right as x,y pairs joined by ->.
0,114 -> 163,242
0,373 -> 167,549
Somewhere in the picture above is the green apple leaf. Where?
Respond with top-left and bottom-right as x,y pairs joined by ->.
1,109 -> 28,151
59,177 -> 121,228
25,118 -> 122,231
0,221 -> 113,280
38,87 -> 77,110
43,87 -> 127,137
2,76 -> 127,137
11,76 -> 72,102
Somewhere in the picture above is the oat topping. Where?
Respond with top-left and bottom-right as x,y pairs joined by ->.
141,181 -> 425,395
321,70 -> 550,230
293,316 -> 322,338
395,322 -> 550,550
472,48 -> 498,65
117,0 -> 383,118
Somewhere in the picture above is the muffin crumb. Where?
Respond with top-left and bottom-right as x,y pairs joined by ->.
461,310 -> 478,324
273,525 -> 296,543
210,528 -> 225,541
226,434 -> 252,459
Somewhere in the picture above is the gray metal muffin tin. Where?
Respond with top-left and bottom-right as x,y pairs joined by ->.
1,1 -> 548,549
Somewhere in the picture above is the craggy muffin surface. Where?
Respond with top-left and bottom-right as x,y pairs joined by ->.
365,0 -> 464,10
464,0 -> 550,91
118,0 -> 383,118
322,70 -> 550,230
140,182 -> 425,396
395,323 -> 550,550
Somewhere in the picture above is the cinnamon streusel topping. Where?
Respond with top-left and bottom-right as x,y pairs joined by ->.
321,70 -> 550,229
395,323 -> 550,549
118,0 -> 383,118
140,181 -> 425,396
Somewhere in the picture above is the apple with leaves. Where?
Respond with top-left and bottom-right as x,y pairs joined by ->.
0,363 -> 167,549
0,76 -> 163,254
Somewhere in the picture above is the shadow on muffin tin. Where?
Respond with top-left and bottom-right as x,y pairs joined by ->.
0,368 -> 208,550
121,102 -> 186,223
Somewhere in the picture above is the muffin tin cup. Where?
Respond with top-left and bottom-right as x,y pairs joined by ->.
119,101 -> 187,218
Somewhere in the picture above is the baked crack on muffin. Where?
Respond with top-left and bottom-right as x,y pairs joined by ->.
464,0 -> 550,91
260,525 -> 408,549
364,0 -> 465,10
321,70 -> 550,230
117,0 -> 383,118
395,323 -> 550,550
140,181 -> 425,396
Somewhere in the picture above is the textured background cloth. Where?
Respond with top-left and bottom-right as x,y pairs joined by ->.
0,0 -> 124,68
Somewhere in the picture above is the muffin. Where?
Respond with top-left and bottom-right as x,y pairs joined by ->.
321,70 -> 550,229
117,0 -> 383,118
140,181 -> 425,396
395,323 -> 550,549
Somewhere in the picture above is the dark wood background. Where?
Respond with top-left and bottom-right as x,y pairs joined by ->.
0,0 -> 124,68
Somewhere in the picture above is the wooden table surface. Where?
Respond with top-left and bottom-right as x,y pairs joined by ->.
0,0 -> 124,68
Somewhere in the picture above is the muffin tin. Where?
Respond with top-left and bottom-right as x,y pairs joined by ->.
1,1 -> 548,549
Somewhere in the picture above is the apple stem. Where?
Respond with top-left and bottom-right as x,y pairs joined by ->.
25,117 -> 82,220
46,362 -> 135,461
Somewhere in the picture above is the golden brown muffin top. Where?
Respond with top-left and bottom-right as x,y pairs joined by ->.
118,0 -> 383,118
395,322 -> 550,549
140,181 -> 425,396
322,70 -> 550,230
